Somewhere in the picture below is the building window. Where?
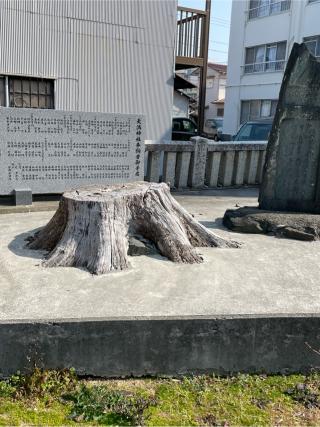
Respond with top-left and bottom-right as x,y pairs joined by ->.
207,78 -> 214,88
217,108 -> 224,117
304,36 -> 320,57
0,75 -> 54,109
240,99 -> 278,123
248,0 -> 291,19
0,77 -> 5,107
244,41 -> 286,74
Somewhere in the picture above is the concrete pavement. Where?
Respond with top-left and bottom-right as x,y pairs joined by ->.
0,187 -> 319,321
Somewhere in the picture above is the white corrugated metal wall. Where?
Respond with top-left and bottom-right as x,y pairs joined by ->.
0,0 -> 177,141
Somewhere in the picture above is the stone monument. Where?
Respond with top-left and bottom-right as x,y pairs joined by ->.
259,43 -> 320,213
224,43 -> 320,240
0,107 -> 145,200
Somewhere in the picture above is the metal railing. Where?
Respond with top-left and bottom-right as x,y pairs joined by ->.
242,60 -> 286,74
248,0 -> 291,20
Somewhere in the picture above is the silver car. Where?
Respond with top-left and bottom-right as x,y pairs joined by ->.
233,120 -> 273,142
204,118 -> 223,141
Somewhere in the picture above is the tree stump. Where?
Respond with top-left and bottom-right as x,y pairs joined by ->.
28,182 -> 239,274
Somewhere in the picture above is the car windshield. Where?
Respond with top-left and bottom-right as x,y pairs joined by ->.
214,118 -> 223,128
235,123 -> 272,141
205,120 -> 216,128
205,119 -> 223,128
182,119 -> 195,132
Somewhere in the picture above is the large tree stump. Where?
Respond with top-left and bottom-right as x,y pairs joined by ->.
28,182 -> 239,274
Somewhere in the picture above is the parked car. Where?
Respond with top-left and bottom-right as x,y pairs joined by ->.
172,117 -> 198,140
203,118 -> 223,141
233,120 -> 273,142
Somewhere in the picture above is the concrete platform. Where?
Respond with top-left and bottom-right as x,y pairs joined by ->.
0,188 -> 319,377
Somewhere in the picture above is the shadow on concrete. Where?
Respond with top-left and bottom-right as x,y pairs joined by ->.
8,227 -> 46,260
8,227 -> 172,267
199,219 -> 224,230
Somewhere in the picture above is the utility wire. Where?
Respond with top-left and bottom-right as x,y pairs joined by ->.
208,48 -> 228,54
210,40 -> 229,45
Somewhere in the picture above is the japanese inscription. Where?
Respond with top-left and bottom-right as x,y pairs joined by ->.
0,108 -> 145,194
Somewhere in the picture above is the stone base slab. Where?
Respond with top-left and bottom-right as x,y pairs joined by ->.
1,189 -> 319,377
0,315 -> 319,378
223,207 -> 320,241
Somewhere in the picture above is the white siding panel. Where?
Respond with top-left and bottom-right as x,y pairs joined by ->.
0,0 -> 176,141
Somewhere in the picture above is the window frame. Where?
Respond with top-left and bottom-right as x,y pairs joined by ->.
248,0 -> 291,20
244,41 -> 287,74
206,78 -> 214,89
0,75 -> 54,109
216,108 -> 224,117
240,99 -> 278,124
304,35 -> 320,57
0,76 -> 5,107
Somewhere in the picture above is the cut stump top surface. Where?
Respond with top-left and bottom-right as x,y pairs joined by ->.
63,181 -> 157,203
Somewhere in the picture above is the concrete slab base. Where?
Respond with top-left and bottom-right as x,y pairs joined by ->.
0,188 -> 319,376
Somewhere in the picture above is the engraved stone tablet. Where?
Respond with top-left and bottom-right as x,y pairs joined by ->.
259,43 -> 320,213
0,108 -> 145,195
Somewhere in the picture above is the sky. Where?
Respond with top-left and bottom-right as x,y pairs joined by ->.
178,0 -> 232,65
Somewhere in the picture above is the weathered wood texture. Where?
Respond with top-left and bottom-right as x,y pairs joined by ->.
28,182 -> 239,274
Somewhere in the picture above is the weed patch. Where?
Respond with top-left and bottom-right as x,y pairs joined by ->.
63,384 -> 156,425
8,368 -> 78,402
0,370 -> 319,426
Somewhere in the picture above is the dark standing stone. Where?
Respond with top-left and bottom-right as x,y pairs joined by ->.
259,43 -> 320,213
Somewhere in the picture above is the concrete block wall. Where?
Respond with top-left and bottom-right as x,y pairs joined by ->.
145,138 -> 267,189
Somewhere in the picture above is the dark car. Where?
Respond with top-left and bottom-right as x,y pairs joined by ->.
172,117 -> 198,140
233,120 -> 273,142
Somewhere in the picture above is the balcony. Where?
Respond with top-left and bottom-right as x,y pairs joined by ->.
176,6 -> 208,68
242,60 -> 286,75
247,0 -> 291,20
175,1 -> 211,133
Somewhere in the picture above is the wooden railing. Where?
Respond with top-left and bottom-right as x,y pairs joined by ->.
175,2 -> 211,133
145,137 -> 267,189
176,6 -> 206,66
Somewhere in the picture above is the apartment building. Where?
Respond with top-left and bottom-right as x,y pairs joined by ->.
224,0 -> 320,136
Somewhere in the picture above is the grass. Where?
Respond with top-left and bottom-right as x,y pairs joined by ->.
0,369 -> 319,426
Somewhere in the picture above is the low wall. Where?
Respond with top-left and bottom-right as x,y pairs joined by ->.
145,137 -> 267,189
0,315 -> 319,377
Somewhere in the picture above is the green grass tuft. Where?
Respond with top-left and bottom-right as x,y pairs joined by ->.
0,370 -> 319,426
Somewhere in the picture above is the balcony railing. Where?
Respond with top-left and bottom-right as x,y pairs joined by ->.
248,0 -> 291,20
242,60 -> 286,74
175,2 -> 211,134
176,6 -> 208,67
